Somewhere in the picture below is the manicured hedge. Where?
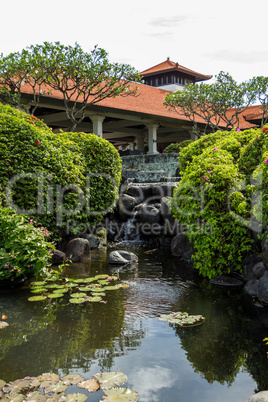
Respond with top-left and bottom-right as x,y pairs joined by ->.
171,127 -> 268,278
0,103 -> 122,238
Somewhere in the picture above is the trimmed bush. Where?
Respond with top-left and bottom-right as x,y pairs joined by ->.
0,207 -> 53,281
164,139 -> 193,153
171,127 -> 266,278
0,103 -> 122,238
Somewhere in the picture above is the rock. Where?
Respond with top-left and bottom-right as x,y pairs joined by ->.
51,250 -> 66,265
247,390 -> 268,401
210,276 -> 244,287
65,238 -> 90,262
244,279 -> 259,298
241,263 -> 256,282
171,233 -> 192,257
253,262 -> 266,279
108,250 -> 138,265
117,194 -> 139,221
81,234 -> 100,249
95,227 -> 107,246
257,271 -> 268,304
262,251 -> 268,269
160,197 -> 175,224
135,204 -> 161,224
125,184 -> 152,203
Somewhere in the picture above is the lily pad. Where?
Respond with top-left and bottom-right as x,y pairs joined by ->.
1,393 -> 24,401
83,277 -> 98,283
86,296 -> 102,302
31,281 -> 47,287
44,381 -> 68,394
47,293 -> 64,299
95,274 -> 109,279
31,373 -> 60,387
25,391 -> 48,401
102,387 -> 139,401
45,284 -> 64,289
70,293 -> 87,298
69,298 -> 86,304
72,279 -> 87,284
30,288 -> 47,293
53,288 -> 68,293
64,283 -> 77,288
0,321 -> 9,329
3,379 -> 31,393
91,288 -> 105,292
77,378 -> 100,392
62,374 -> 84,385
0,379 -> 6,388
92,292 -> 106,297
102,285 -> 120,291
98,280 -> 109,285
94,372 -> 127,390
159,312 -> 205,327
78,287 -> 93,292
58,394 -> 87,401
28,296 -> 47,302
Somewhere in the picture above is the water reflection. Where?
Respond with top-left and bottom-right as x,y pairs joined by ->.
0,248 -> 268,401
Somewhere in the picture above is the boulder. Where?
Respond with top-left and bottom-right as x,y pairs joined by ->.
95,227 -> 107,246
257,271 -> 268,304
81,234 -> 100,249
51,250 -> 66,265
65,238 -> 90,262
108,250 -> 138,265
135,204 -> 161,224
253,262 -> 266,279
244,279 -> 259,298
210,276 -> 243,287
247,391 -> 268,401
117,194 -> 139,221
160,197 -> 175,224
171,233 -> 192,257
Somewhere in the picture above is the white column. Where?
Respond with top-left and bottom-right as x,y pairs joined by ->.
90,115 -> 105,137
190,131 -> 198,141
147,123 -> 159,154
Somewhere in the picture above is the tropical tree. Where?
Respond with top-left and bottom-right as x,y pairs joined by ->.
164,71 -> 258,136
248,76 -> 268,126
0,42 -> 141,131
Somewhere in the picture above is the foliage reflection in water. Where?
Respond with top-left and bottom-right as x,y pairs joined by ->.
0,247 -> 268,401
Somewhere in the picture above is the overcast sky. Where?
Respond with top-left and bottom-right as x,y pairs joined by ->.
1,0 -> 267,83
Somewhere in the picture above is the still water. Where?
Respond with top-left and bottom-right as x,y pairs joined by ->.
1,246 -> 268,401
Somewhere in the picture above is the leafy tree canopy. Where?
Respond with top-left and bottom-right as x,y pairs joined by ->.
164,71 -> 268,136
0,42 -> 141,131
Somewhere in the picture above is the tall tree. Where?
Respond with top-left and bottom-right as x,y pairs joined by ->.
0,42 -> 141,131
248,76 -> 268,126
164,71 -> 257,136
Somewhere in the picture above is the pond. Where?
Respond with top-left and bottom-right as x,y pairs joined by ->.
1,246 -> 268,401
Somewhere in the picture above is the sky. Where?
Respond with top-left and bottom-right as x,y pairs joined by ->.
1,0 -> 267,83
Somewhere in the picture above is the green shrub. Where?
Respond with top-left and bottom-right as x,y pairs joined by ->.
0,207 -> 53,281
170,128 -> 266,279
0,103 -> 122,238
164,140 -> 193,153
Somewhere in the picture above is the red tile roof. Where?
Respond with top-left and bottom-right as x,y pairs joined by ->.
140,58 -> 212,82
20,81 -> 259,130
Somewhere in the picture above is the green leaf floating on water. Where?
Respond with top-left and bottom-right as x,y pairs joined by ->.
44,381 -> 68,394
86,296 -> 102,302
70,293 -> 87,298
94,372 -> 127,390
47,293 -> 64,299
53,288 -> 68,293
31,288 -> 47,293
62,374 -> 84,385
28,296 -> 47,302
69,298 -> 86,304
102,285 -> 121,291
60,394 -> 87,401
31,281 -> 47,287
101,387 -> 139,401
159,312 -> 205,327
0,379 -> 6,388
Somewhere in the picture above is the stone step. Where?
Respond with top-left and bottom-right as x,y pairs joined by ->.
136,170 -> 166,183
